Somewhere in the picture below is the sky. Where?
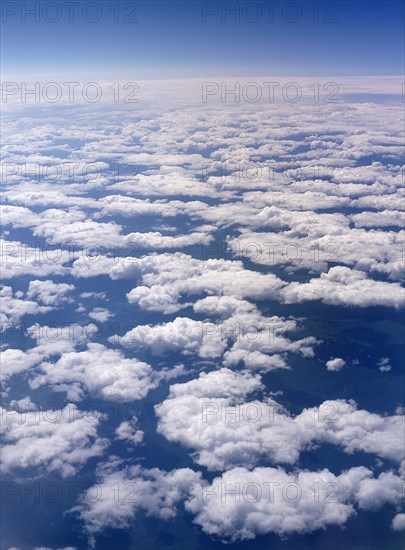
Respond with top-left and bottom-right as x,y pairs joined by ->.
1,2 -> 405,550
1,0 -> 404,79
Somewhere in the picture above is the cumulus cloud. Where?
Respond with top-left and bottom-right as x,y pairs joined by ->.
1,204 -> 212,249
72,458 -> 202,544
4,78 -> 405,547
186,465 -> 403,541
1,348 -> 44,384
74,461 -> 403,544
115,417 -> 144,445
26,279 -> 75,306
155,369 -> 404,470
377,357 -> 392,373
351,210 -> 405,228
326,357 -> 346,372
0,404 -> 108,477
1,238 -> 71,279
0,285 -> 51,330
74,460 -> 405,543
226,219 -> 404,281
281,267 -> 404,308
30,343 -> 161,402
391,513 -> 405,531
113,316 -> 227,358
88,307 -> 114,323
73,253 -> 285,312
1,323 -> 98,385
114,306 -> 317,371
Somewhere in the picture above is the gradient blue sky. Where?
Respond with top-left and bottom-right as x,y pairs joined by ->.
1,0 -> 404,79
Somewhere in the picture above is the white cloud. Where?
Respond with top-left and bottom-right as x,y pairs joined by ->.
88,307 -> 113,323
79,292 -> 106,300
3,79 -> 405,546
0,285 -> 51,330
0,404 -> 108,477
1,348 -> 43,383
1,323 -> 99,385
1,238 -> 71,279
351,210 -> 405,228
73,458 -> 202,542
30,343 -> 160,402
75,458 -> 404,544
186,465 -> 403,541
228,226 -> 404,281
114,308 -> 317,371
115,418 -> 144,445
377,357 -> 392,373
113,316 -> 227,358
391,513 -> 405,531
281,267 -> 404,308
326,358 -> 346,372
155,369 -> 404,471
1,204 -> 212,250
26,279 -> 75,306
72,253 -> 285,312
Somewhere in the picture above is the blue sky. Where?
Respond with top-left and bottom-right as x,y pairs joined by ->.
1,0 -> 404,79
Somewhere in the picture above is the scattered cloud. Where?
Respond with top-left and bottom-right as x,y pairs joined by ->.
326,357 -> 346,372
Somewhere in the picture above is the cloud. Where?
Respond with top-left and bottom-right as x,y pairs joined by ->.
281,267 -> 404,308
113,316 -> 227,358
355,470 -> 405,510
1,348 -> 43,384
0,285 -> 52,330
79,292 -> 106,300
326,358 -> 346,372
72,458 -> 202,543
351,210 -> 405,229
155,369 -> 404,471
74,461 -> 403,544
1,238 -> 71,280
97,194 -> 208,218
72,253 -> 285,312
87,307 -> 114,323
1,204 -> 212,249
1,323 -> 98,385
186,465 -> 403,541
30,343 -> 161,402
391,513 -> 405,531
114,306 -> 317,371
227,225 -> 404,281
377,357 -> 392,373
122,252 -> 286,313
0,404 -> 108,477
115,418 -> 144,445
3,78 -> 405,546
26,279 -> 75,306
